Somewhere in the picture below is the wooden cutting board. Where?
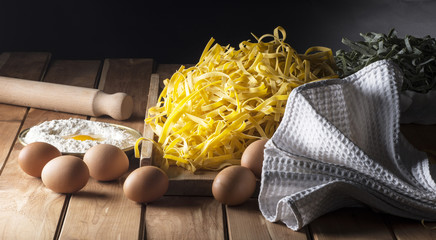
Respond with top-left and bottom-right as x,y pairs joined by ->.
139,71 -> 222,196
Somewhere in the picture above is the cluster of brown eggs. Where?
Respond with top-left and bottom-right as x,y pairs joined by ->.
18,138 -> 268,206
18,142 -> 169,204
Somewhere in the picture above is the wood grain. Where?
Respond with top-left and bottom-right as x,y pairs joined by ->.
1,56 -> 436,239
310,208 -> 394,240
0,104 -> 27,170
226,199 -> 308,240
44,59 -> 101,88
145,196 -> 224,240
0,52 -> 70,240
59,177 -> 140,240
388,215 -> 436,240
0,52 -> 51,170
2,59 -> 106,240
140,73 -> 160,167
59,58 -> 153,239
0,52 -> 50,80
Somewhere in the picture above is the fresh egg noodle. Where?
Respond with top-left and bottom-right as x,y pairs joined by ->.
144,26 -> 338,172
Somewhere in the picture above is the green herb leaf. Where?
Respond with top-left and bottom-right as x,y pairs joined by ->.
335,29 -> 436,93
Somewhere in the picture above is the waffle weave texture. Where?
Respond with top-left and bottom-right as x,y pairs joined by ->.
258,60 -> 436,231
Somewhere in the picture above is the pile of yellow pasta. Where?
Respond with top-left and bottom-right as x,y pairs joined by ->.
145,26 -> 338,172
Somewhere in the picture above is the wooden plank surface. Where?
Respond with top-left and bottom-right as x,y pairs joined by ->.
1,54 -> 436,240
15,59 -> 99,239
23,110 -> 88,237
1,111 -> 85,240
140,73 -> 160,167
43,59 -> 101,87
226,199 -> 308,240
0,52 -> 50,80
58,58 -> 153,239
145,196 -> 224,239
0,103 -> 27,170
388,215 -> 436,240
32,59 -> 104,240
0,52 -> 51,169
310,208 -> 394,240
0,52 -> 67,240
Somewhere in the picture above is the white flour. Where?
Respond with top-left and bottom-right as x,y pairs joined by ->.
24,118 -> 139,153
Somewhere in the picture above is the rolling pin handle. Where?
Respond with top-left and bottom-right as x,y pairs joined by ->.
93,91 -> 133,120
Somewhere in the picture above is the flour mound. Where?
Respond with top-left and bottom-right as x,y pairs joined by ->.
24,118 -> 138,153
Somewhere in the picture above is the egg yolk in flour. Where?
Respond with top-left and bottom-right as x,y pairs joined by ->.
67,135 -> 103,141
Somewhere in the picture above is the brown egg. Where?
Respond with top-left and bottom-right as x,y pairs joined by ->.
123,166 -> 169,203
241,138 -> 268,178
41,155 -> 89,193
83,144 -> 129,181
212,165 -> 256,206
18,142 -> 62,177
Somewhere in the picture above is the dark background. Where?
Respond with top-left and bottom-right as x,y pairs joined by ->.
0,0 -> 435,64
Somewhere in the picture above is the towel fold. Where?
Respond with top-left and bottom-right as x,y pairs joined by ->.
258,60 -> 436,231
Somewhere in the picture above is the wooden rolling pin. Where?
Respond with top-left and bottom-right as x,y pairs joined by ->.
0,76 -> 133,120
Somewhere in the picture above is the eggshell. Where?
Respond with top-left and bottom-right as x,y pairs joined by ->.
123,166 -> 169,203
212,165 -> 256,206
83,144 -> 129,181
41,155 -> 89,193
18,142 -> 61,177
241,138 -> 268,178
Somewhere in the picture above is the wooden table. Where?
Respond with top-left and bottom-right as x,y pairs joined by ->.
1,52 -> 435,240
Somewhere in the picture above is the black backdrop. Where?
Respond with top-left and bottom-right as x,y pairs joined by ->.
0,0 -> 435,64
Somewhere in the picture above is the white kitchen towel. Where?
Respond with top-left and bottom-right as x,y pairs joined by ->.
258,60 -> 436,231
